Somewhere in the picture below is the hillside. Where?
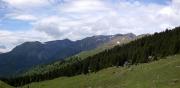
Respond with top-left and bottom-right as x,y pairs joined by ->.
3,27 -> 180,87
0,37 -> 107,77
22,54 -> 180,88
0,33 -> 136,77
22,33 -> 138,76
74,33 -> 137,59
0,81 -> 13,88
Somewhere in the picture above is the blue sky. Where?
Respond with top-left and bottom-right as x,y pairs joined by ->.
133,0 -> 170,4
0,0 -> 180,52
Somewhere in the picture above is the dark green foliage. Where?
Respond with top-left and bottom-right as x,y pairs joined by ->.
0,35 -> 114,77
2,27 -> 180,87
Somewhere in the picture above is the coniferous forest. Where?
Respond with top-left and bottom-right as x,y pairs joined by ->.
1,27 -> 180,87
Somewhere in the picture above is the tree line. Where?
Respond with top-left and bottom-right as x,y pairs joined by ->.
1,27 -> 180,87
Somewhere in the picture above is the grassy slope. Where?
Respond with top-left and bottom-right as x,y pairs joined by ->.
73,43 -> 110,59
0,81 -> 13,88
74,34 -> 142,59
22,54 -> 180,88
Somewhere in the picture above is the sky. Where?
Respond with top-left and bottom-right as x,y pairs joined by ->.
0,0 -> 180,52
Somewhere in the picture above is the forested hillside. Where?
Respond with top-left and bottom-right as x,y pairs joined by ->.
0,36 -> 110,77
22,55 -> 180,88
23,33 -> 138,76
2,27 -> 180,87
0,33 -> 136,77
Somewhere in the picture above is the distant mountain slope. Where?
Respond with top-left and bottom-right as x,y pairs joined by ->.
75,33 -> 147,59
22,33 -> 139,76
22,54 -> 180,88
0,81 -> 13,88
0,33 -> 137,77
5,27 -> 180,87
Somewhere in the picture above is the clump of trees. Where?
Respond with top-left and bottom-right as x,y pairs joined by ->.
2,27 -> 180,87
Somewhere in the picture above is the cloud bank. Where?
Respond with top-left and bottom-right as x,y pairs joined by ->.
0,0 -> 180,52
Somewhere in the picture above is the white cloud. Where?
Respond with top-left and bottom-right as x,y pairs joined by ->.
8,14 -> 38,21
60,0 -> 110,13
3,0 -> 50,8
34,0 -> 180,37
1,0 -> 180,52
0,29 -> 53,52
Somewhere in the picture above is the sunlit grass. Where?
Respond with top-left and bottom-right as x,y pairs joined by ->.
22,54 -> 180,88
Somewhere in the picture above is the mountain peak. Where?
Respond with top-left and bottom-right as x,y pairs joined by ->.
0,33 -> 138,77
124,33 -> 136,36
45,38 -> 72,43
22,41 -> 42,45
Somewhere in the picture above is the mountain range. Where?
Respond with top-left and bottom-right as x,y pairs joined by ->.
0,33 -> 137,77
1,27 -> 180,87
22,33 -> 141,76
